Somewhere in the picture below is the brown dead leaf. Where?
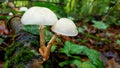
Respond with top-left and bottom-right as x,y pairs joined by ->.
106,58 -> 120,68
0,21 -> 9,35
0,62 -> 3,68
32,59 -> 44,68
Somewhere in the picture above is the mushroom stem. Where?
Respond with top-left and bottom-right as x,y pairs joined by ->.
39,25 -> 46,57
47,34 -> 57,48
41,34 -> 57,61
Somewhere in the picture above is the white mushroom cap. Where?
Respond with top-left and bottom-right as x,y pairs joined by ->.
51,18 -> 78,36
21,7 -> 58,25
19,7 -> 28,12
9,12 -> 13,16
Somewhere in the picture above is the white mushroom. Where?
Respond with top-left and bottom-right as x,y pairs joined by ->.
19,7 -> 28,12
46,18 -> 78,60
21,6 -> 58,62
21,7 -> 57,25
9,12 -> 13,16
51,18 -> 78,36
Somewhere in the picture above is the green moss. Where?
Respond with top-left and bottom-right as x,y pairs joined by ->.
12,46 -> 35,64
5,42 -> 23,60
4,42 -> 36,68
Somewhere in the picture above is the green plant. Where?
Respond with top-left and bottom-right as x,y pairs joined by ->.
59,41 -> 104,68
22,25 -> 39,35
92,20 -> 109,30
116,40 -> 120,45
22,25 -> 53,43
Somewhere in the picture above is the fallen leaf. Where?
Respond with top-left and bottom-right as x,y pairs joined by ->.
107,58 -> 120,68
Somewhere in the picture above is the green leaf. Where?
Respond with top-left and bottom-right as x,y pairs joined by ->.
3,60 -> 9,68
86,49 -> 100,59
90,59 -> 104,68
72,60 -> 82,68
92,20 -> 108,30
51,44 -> 57,53
59,41 -> 87,56
0,16 -> 11,20
59,41 -> 104,68
77,27 -> 84,34
44,27 -> 53,43
86,49 -> 104,68
116,40 -> 120,44
59,41 -> 72,56
0,38 -> 4,44
21,25 -> 39,35
81,61 -> 96,68
59,60 -> 71,67
59,60 -> 82,68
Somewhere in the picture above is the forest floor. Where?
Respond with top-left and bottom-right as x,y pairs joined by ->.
74,22 -> 120,68
0,18 -> 120,68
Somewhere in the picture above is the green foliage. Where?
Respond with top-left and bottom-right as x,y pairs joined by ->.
59,0 -> 120,26
59,60 -> 81,68
0,38 -> 4,44
92,20 -> 108,30
77,27 -> 85,34
14,1 -> 29,7
44,27 -> 53,43
59,41 -> 88,56
22,25 -> 39,35
59,41 -> 104,68
22,25 -> 53,43
116,40 -> 120,45
5,42 -> 23,60
81,61 -> 96,68
77,25 -> 88,34
51,44 -> 57,53
0,16 -> 11,20
12,47 -> 35,64
3,60 -> 9,68
1,2 -> 7,8
4,42 -> 35,68
32,1 -> 60,12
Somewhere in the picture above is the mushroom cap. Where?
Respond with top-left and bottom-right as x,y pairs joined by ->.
51,18 -> 78,36
9,12 -> 13,16
21,7 -> 58,25
19,7 -> 28,12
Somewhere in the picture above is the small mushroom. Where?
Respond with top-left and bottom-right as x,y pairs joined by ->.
51,18 -> 78,36
19,7 -> 28,12
21,7 -> 58,62
9,12 -> 13,16
45,18 -> 78,60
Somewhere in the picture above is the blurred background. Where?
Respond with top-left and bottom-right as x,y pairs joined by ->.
0,0 -> 120,25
